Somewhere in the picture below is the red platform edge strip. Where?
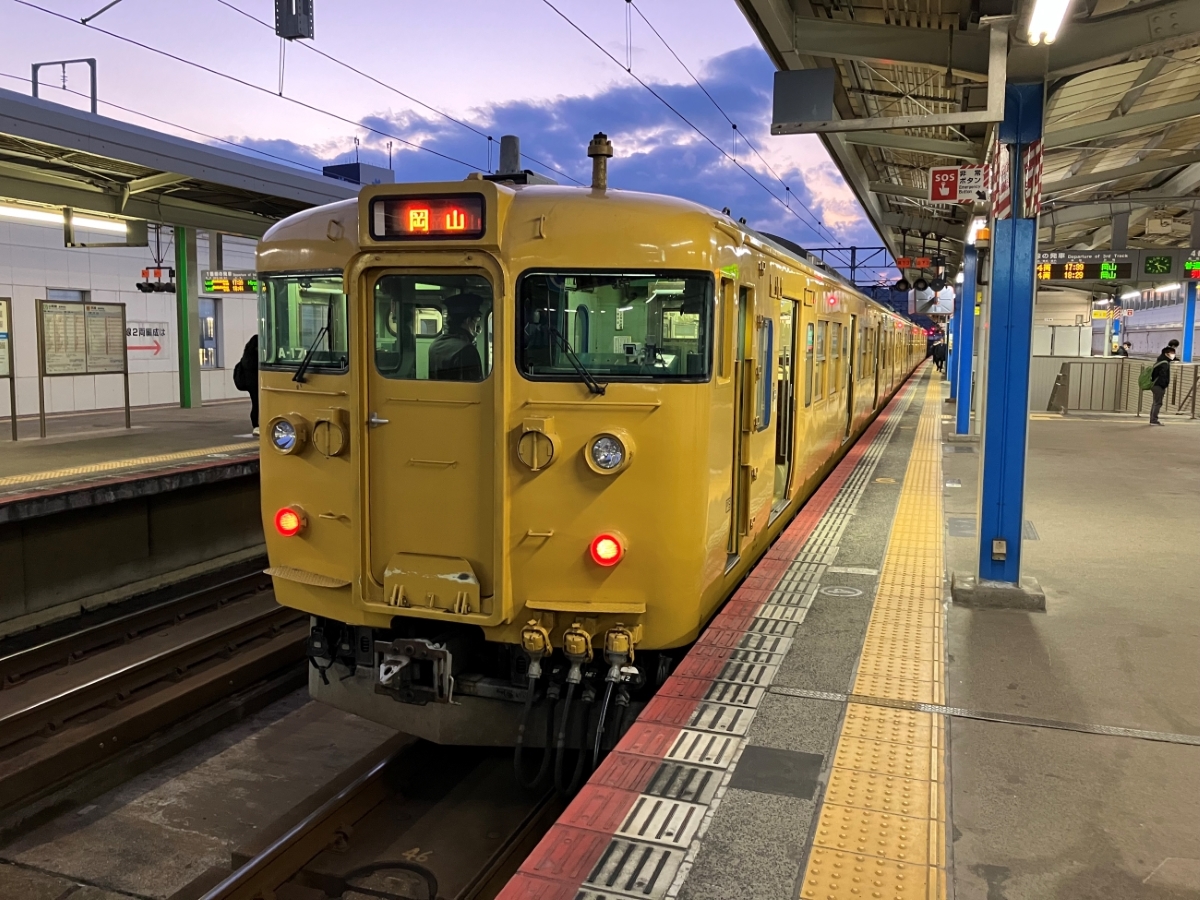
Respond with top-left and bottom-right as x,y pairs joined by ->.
498,370 -> 923,899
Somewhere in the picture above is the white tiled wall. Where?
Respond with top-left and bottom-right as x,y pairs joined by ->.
0,220 -> 260,416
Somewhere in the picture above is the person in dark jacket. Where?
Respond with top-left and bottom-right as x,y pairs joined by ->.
429,294 -> 485,381
931,340 -> 947,373
1149,345 -> 1175,426
236,335 -> 259,435
1114,342 -> 1131,357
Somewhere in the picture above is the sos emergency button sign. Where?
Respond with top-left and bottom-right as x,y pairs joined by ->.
928,165 -> 985,203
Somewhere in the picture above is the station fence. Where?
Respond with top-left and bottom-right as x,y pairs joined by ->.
1046,358 -> 1199,418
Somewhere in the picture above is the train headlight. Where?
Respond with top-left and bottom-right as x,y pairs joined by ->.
585,430 -> 633,475
274,506 -> 306,537
267,414 -> 309,455
590,532 -> 626,566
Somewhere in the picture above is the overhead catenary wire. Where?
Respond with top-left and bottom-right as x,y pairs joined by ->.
537,0 -> 836,243
13,0 -> 484,172
629,0 -> 836,243
212,0 -> 585,186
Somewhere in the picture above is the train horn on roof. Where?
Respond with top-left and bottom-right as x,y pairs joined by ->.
588,132 -> 613,191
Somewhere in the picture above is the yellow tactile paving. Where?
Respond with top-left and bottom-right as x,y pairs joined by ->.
0,442 -> 258,488
802,372 -> 948,900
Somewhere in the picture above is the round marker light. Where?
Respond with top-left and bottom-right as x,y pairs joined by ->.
271,419 -> 297,452
590,435 -> 625,470
275,507 -> 305,537
590,533 -> 625,567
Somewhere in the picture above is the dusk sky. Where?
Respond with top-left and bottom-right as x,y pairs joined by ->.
2,0 -> 881,254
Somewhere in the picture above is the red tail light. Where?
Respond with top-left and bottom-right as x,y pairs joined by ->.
275,507 -> 306,537
590,533 -> 625,566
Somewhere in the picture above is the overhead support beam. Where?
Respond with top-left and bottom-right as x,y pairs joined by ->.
1044,150 -> 1200,193
783,18 -> 992,75
868,181 -> 928,199
772,24 -> 1007,134
843,133 -> 984,161
123,171 -> 190,195
1045,98 -> 1200,149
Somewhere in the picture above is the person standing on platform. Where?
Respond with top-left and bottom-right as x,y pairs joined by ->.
1149,345 -> 1175,426
1115,342 -> 1130,357
233,335 -> 260,436
931,339 -> 947,373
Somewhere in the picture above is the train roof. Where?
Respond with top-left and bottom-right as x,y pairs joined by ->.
257,179 -> 912,326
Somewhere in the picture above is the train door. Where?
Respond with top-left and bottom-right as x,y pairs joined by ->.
844,314 -> 857,439
872,325 -> 881,408
727,285 -> 754,563
363,269 -> 497,605
773,299 -> 798,512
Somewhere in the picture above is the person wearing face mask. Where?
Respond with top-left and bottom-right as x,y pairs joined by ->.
1148,345 -> 1176,426
429,294 -> 486,381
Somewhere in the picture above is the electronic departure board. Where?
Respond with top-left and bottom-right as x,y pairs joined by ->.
1186,252 -> 1200,280
203,271 -> 260,293
1035,251 -> 1135,282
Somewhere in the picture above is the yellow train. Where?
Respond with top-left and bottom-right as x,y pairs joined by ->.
255,135 -> 922,771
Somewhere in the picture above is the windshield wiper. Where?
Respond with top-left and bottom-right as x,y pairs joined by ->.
293,299 -> 333,383
547,325 -> 606,395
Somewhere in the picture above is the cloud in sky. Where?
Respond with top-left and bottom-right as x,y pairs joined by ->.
237,45 -> 880,251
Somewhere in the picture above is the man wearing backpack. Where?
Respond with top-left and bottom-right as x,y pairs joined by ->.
233,335 -> 259,436
1148,345 -> 1175,426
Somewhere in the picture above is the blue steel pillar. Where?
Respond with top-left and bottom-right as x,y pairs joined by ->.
955,244 -> 978,436
978,83 -> 1042,584
1183,282 -> 1196,363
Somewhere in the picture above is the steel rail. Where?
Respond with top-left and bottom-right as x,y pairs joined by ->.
0,568 -> 271,687
0,598 -> 302,749
199,735 -> 415,900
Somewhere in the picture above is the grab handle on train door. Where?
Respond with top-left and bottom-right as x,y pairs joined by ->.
367,412 -> 390,428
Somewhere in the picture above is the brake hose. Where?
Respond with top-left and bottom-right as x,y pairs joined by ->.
564,688 -> 595,794
514,676 -> 556,790
591,679 -> 615,771
552,681 -> 577,793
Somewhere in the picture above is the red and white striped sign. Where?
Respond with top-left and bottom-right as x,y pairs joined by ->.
988,135 -> 1012,220
1022,138 -> 1044,219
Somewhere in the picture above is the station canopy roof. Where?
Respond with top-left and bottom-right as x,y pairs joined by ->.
0,87 -> 356,238
735,0 -> 1200,274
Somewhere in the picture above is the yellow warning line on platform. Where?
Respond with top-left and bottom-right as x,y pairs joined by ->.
801,374 -> 947,900
0,442 -> 258,489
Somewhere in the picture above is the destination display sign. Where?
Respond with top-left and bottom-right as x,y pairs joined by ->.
1036,251 -> 1136,282
370,194 -> 485,241
1186,250 -> 1200,280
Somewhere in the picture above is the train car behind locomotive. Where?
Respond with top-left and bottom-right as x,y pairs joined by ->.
256,136 -> 922,754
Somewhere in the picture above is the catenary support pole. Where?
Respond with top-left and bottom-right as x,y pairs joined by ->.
955,244 -> 978,436
977,82 -> 1042,586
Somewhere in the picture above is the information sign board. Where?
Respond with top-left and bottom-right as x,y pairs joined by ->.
85,304 -> 126,373
928,165 -> 985,203
1185,250 -> 1200,281
203,270 -> 260,294
126,321 -> 171,358
0,299 -> 10,379
41,301 -> 87,375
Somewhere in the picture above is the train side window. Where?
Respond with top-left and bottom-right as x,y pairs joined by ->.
815,320 -> 827,401
373,273 -> 494,381
756,317 -> 773,431
830,322 -> 841,396
859,324 -> 868,379
804,323 -> 814,407
719,278 -> 736,379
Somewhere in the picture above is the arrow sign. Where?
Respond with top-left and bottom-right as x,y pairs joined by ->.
128,340 -> 162,355
126,321 -> 171,359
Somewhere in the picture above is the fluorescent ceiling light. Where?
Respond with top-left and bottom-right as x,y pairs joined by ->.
0,202 -> 127,234
1153,282 -> 1181,293
1120,290 -> 1141,301
1027,0 -> 1071,45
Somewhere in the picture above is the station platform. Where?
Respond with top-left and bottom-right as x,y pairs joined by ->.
0,401 -> 258,523
501,365 -> 1200,900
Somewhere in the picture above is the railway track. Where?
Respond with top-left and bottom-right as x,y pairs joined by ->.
180,737 -> 563,900
0,565 -> 308,832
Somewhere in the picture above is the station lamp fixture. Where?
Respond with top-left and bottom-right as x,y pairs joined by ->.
0,201 -> 127,234
1027,0 -> 1071,45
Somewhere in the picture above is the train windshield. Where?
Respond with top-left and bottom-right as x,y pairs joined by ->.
519,272 -> 713,382
259,273 -> 349,372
